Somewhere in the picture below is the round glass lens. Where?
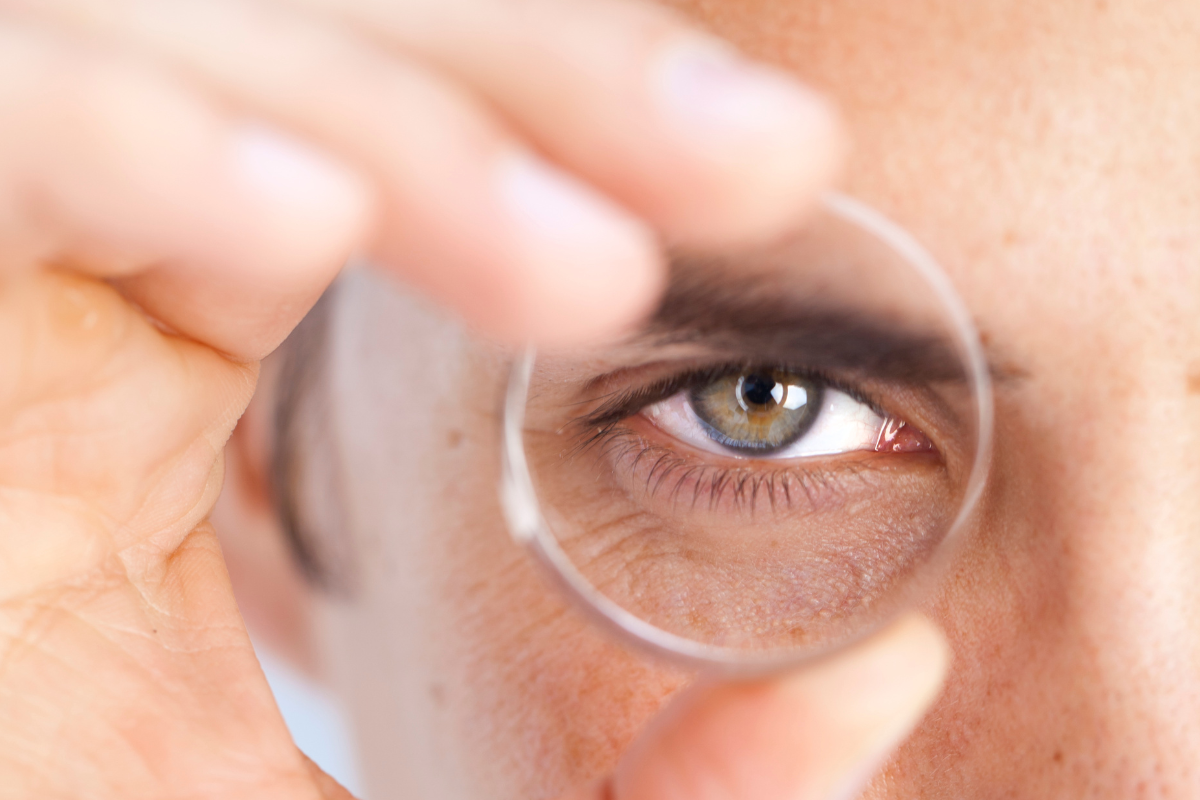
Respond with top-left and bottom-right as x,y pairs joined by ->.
501,194 -> 992,671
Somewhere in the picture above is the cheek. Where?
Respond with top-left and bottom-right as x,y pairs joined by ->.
437,550 -> 688,796
423,355 -> 689,798
308,274 -> 685,800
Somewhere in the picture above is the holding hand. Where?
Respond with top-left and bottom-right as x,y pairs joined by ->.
0,1 -> 945,797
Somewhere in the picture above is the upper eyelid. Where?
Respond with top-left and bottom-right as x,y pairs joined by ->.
578,370 -> 711,430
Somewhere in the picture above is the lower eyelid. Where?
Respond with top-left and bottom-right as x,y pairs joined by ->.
589,421 -> 919,518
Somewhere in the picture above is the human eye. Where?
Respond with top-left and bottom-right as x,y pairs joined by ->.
503,194 -> 992,662
508,346 -> 972,657
563,359 -> 947,517
641,366 -> 932,460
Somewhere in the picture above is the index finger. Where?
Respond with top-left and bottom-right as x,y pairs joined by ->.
296,0 -> 843,245
0,20 -> 371,361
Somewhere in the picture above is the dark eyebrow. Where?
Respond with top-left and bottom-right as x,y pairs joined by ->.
631,260 -> 974,383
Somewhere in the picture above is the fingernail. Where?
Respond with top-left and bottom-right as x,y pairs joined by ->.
230,123 -> 369,223
794,615 -> 950,800
650,38 -> 841,244
654,38 -> 834,148
496,151 -> 660,344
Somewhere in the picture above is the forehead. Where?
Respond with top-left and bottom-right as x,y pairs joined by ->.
665,0 -> 1200,360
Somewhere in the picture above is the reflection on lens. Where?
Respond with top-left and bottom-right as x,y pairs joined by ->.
501,194 -> 992,671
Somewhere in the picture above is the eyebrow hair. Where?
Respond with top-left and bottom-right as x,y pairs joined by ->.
634,260 -> 975,383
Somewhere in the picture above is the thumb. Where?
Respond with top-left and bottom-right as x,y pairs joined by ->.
562,614 -> 948,800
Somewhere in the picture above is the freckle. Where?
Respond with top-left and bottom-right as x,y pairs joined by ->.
446,429 -> 464,448
429,683 -> 446,706
1188,373 -> 1200,395
1053,749 -> 1064,763
1002,229 -> 1019,247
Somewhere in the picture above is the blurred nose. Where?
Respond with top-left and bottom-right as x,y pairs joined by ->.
888,336 -> 1200,797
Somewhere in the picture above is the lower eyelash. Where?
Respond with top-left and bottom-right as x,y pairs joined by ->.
576,425 -> 876,516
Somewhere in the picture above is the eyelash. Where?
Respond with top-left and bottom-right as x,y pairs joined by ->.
578,424 -> 880,515
569,363 -> 889,514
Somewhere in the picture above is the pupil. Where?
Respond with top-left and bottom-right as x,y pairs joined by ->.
741,374 -> 776,406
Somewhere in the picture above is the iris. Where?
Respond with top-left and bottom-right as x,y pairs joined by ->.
688,369 -> 823,455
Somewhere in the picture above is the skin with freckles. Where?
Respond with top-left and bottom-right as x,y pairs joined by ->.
219,0 -> 1200,797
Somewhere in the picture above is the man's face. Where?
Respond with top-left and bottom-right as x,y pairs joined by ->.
296,1 -> 1200,796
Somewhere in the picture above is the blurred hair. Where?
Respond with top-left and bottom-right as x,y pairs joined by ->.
270,279 -> 355,594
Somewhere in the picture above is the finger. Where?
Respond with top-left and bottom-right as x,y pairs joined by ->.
575,615 -> 949,800
0,271 -> 250,593
0,16 -> 372,360
301,753 -> 359,800
8,0 -> 663,346
295,0 -> 843,245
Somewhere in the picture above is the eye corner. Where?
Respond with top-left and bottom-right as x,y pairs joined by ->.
874,417 -> 937,455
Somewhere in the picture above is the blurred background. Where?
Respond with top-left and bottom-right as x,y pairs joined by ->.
255,640 -> 364,797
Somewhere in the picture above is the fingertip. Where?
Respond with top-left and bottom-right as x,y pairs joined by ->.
14,37 -> 378,359
114,122 -> 376,362
650,38 -> 845,244
609,614 -> 947,800
489,151 -> 665,348
225,122 -> 377,290
793,614 -> 948,800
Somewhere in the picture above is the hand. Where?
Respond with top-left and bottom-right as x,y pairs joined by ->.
0,0 -> 944,797
1,0 -> 841,349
